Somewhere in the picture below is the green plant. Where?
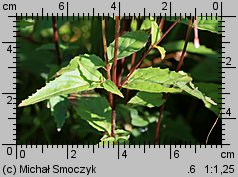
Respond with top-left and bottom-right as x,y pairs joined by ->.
18,16 -> 221,144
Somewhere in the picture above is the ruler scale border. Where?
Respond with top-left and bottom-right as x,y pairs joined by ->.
0,1 -> 237,176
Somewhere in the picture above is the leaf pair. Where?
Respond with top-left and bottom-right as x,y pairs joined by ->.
20,27 -> 158,108
19,54 -> 124,133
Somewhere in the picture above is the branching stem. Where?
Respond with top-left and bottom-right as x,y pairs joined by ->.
119,18 -> 181,89
154,19 -> 193,144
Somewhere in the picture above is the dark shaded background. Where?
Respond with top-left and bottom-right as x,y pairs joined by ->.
17,17 -> 221,144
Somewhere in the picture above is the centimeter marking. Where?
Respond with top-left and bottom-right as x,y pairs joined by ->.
2,141 -> 231,160
6,13 -> 237,20
4,2 -> 236,20
5,1 -> 236,20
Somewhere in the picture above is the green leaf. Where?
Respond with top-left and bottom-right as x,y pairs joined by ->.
19,70 -> 91,107
122,67 -> 186,93
123,67 -> 216,108
100,129 -> 130,144
130,19 -> 138,31
176,81 -> 217,109
74,96 -> 111,133
140,19 -> 152,30
127,92 -> 164,108
114,129 -> 130,142
168,17 -> 222,34
47,96 -> 69,131
19,54 -> 105,107
100,137 -> 115,144
195,17 -> 222,34
18,19 -> 34,35
78,54 -> 105,69
153,45 -> 166,59
18,19 -> 34,28
194,82 -> 220,115
78,57 -> 103,82
107,30 -> 149,61
151,21 -> 161,45
102,80 -> 124,98
162,40 -> 217,55
55,54 -> 105,76
130,108 -> 149,127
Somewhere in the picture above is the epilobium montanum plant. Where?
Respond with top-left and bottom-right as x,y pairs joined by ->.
18,16 -> 221,144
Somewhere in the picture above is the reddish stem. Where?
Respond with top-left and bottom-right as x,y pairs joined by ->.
116,58 -> 126,86
101,19 -> 113,107
130,52 -> 136,69
125,52 -> 136,102
111,16 -> 121,137
154,93 -> 169,144
116,19 -> 131,86
154,19 -> 193,144
52,16 -> 61,66
119,18 -> 181,89
176,19 -> 193,72
112,17 -> 120,86
159,18 -> 165,31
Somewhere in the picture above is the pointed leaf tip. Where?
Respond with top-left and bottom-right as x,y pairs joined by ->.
102,80 -> 124,98
18,70 -> 91,107
122,67 -> 216,107
18,102 -> 24,107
